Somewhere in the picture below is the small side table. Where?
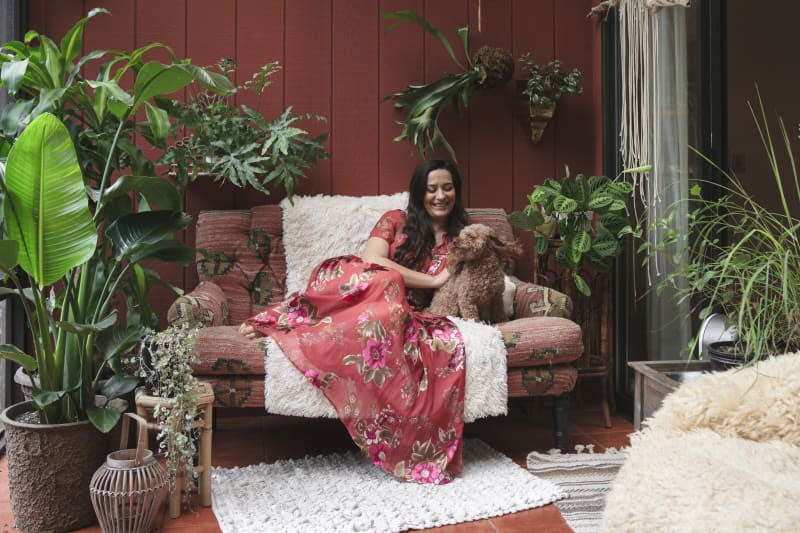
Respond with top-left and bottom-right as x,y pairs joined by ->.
135,381 -> 215,518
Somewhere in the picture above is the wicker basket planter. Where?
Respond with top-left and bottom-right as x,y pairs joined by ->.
1,401 -> 115,533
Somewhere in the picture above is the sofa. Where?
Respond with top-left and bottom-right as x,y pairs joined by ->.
167,194 -> 584,449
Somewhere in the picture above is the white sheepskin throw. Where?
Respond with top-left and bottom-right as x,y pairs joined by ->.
643,351 -> 800,445
264,316 -> 508,422
601,428 -> 800,532
280,193 -> 408,293
601,352 -> 800,532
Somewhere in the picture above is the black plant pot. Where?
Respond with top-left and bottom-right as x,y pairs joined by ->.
707,341 -> 747,371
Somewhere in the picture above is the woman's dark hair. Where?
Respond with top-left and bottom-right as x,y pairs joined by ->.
396,159 -> 469,269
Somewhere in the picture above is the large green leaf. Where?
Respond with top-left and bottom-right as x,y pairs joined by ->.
0,344 -> 37,371
59,8 -> 109,68
4,112 -> 97,286
132,62 -> 194,113
101,175 -> 181,212
1,58 -> 28,96
86,404 -> 121,433
105,211 -> 191,261
0,240 -> 19,271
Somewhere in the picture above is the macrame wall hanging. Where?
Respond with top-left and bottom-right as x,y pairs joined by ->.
592,0 -> 690,209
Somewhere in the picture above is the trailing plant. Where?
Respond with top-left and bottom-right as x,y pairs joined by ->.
636,95 -> 800,364
160,59 -> 330,202
0,9 -> 228,431
382,10 -> 514,160
519,54 -> 583,107
138,324 -> 200,500
509,166 -> 648,295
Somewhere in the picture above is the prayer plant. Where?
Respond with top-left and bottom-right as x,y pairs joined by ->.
0,8 -> 229,432
383,10 -> 514,160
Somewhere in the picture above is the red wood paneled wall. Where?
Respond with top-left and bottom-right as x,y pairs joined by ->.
27,0 -> 603,322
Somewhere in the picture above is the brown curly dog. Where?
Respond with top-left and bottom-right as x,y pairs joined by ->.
428,223 -> 523,322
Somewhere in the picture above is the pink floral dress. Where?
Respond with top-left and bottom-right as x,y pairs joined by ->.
246,210 -> 466,484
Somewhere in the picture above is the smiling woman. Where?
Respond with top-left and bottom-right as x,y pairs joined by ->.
237,159 -> 477,484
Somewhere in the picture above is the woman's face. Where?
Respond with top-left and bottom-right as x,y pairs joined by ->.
424,168 -> 456,224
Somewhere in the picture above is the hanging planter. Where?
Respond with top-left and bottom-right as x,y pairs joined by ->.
529,98 -> 557,143
519,55 -> 582,144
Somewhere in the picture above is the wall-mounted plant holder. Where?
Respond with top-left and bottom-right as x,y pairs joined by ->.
529,98 -> 556,143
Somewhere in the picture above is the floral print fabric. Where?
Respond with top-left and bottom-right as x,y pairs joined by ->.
246,212 -> 466,484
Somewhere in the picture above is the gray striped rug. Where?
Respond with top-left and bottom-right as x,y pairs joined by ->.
526,448 -> 627,533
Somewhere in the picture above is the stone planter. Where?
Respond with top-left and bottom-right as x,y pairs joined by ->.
1,401 -> 116,533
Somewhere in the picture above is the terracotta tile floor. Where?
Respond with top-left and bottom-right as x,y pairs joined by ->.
0,398 -> 633,532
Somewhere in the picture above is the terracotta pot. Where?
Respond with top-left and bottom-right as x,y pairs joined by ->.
1,401 -> 115,533
529,99 -> 557,143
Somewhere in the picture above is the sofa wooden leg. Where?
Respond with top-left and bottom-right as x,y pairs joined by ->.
552,392 -> 570,451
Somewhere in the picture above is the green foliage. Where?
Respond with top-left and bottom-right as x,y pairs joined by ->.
138,324 -> 199,500
382,10 -> 513,161
0,10 -> 228,430
636,95 -> 800,363
519,54 -> 583,106
509,169 -> 640,296
160,60 -> 329,202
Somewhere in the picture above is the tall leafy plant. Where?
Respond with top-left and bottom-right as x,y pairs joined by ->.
0,9 -> 229,431
636,95 -> 800,363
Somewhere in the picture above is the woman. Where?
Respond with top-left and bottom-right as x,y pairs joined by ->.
239,159 -> 470,484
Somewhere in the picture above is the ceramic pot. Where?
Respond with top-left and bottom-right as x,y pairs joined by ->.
707,341 -> 746,371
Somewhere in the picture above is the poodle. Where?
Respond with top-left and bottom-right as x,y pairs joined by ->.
428,223 -> 523,323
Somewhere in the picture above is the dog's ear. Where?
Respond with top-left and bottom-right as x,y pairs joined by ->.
489,235 -> 523,261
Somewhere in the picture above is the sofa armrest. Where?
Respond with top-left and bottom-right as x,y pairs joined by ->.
509,275 -> 573,319
167,281 -> 230,327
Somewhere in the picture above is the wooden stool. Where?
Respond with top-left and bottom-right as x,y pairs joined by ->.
135,381 -> 214,518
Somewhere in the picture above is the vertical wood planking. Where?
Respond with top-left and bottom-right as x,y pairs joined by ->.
331,0 -> 380,196
424,0 -> 471,200
26,0 -> 47,34
512,0 -> 556,281
83,1 -> 135,81
467,0 -> 513,210
512,0 -> 556,193
285,0 -> 333,196
136,0 -> 189,326
42,1 -> 83,42
183,1 -> 238,293
234,0 -> 286,209
554,0 -> 597,176
378,0 -> 424,193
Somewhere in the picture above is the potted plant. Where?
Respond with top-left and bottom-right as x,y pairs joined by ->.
382,10 -> 515,160
135,324 -> 200,504
518,54 -> 583,143
508,166 -> 648,295
636,95 -> 800,367
160,58 -> 330,203
0,10 -> 229,532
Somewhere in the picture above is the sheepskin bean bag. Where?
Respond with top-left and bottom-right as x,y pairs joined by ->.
601,352 -> 800,532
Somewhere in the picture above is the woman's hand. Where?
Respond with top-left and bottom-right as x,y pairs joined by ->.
239,322 -> 262,340
431,269 -> 451,289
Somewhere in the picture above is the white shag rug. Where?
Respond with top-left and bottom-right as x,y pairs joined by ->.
527,447 -> 627,533
211,439 -> 563,533
268,194 -> 508,421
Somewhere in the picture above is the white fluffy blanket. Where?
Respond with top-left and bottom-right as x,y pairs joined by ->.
265,194 -> 509,421
601,352 -> 800,532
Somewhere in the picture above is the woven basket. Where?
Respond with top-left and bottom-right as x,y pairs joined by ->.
90,413 -> 168,533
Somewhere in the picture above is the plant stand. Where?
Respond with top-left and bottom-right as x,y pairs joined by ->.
134,381 -> 215,519
532,240 -> 614,428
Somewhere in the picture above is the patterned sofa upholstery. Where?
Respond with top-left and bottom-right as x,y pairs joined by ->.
168,204 -> 583,449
